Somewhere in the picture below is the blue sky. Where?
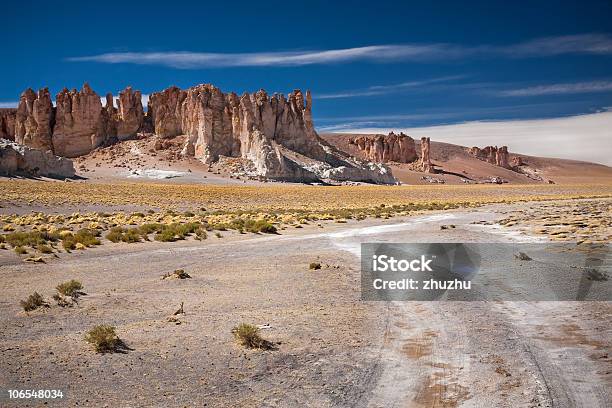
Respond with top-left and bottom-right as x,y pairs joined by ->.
3,0 -> 612,131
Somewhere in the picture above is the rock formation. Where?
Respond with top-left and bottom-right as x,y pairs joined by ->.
349,132 -> 417,163
0,138 -> 75,178
5,82 -> 396,184
0,109 -> 16,141
146,84 -> 392,183
148,86 -> 186,138
53,83 -> 107,157
116,86 -> 144,139
15,88 -> 54,151
420,137 -> 434,173
496,146 -> 509,168
468,145 -> 511,169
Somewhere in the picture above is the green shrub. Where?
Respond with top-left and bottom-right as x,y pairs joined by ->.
153,222 -> 202,242
62,235 -> 76,251
137,223 -> 163,238
20,292 -> 47,312
74,229 -> 101,246
105,227 -> 126,243
63,229 -> 101,250
85,325 -> 119,353
121,228 -> 141,243
4,231 -> 59,248
56,279 -> 83,297
14,246 -> 27,255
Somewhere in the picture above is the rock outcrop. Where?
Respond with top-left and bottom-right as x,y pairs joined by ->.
496,146 -> 509,168
116,86 -> 144,139
420,137 -> 434,173
349,132 -> 417,163
15,88 -> 54,151
53,83 -> 107,157
6,82 -> 396,184
148,86 -> 186,138
468,145 -> 511,169
146,84 -> 393,183
0,109 -> 16,141
0,139 -> 75,178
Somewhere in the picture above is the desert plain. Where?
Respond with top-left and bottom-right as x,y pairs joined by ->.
0,173 -> 610,407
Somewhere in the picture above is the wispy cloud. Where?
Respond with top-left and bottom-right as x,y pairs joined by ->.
316,75 -> 466,99
498,80 -> 612,96
67,33 -> 612,69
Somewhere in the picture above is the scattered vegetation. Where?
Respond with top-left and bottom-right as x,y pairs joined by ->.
309,262 -> 322,270
62,229 -> 101,251
85,325 -> 120,353
14,246 -> 27,255
232,323 -> 273,350
20,292 -> 48,312
1,184 -> 609,252
106,227 -> 141,243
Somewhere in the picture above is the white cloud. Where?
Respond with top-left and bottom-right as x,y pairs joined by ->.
0,101 -> 18,108
316,76 -> 466,99
499,80 -> 612,96
500,34 -> 612,57
67,34 -> 612,69
329,112 -> 612,166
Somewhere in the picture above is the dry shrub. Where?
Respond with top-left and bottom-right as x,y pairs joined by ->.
232,323 -> 273,349
56,280 -> 83,297
20,292 -> 48,312
85,325 -> 119,353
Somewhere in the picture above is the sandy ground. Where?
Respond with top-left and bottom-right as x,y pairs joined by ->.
0,203 -> 610,407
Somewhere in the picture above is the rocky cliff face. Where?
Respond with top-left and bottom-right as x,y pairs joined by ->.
6,82 -> 395,184
468,145 -> 511,169
0,138 -> 75,178
349,132 -> 417,163
15,88 -> 54,151
0,109 -> 16,141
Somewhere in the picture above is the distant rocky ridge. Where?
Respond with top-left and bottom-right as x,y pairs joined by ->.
348,132 -> 417,163
4,83 -> 394,184
468,145 -> 511,169
0,138 -> 75,178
